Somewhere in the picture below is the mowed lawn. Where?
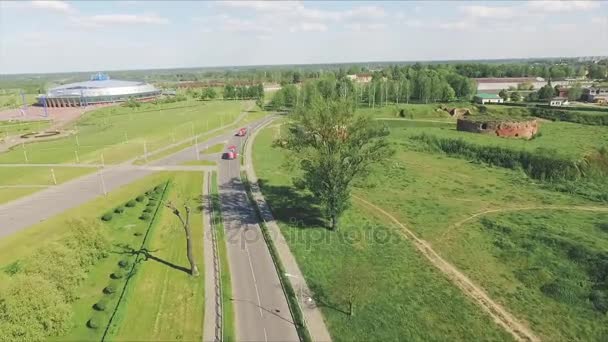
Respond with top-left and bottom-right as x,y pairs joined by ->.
0,166 -> 95,204
0,99 -> 250,165
0,120 -> 51,136
110,172 -> 205,341
252,123 -> 513,341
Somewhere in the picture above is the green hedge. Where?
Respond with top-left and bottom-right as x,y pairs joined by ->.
530,107 -> 608,126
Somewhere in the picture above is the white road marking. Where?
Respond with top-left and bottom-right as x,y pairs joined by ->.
244,232 -> 264,318
263,327 -> 269,342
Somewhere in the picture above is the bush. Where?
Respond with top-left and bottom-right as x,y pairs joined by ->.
154,185 -> 163,192
93,300 -> 107,311
590,290 -> 608,314
136,195 -> 145,202
139,213 -> 151,221
114,206 -> 125,214
87,318 -> 100,329
147,201 -> 158,207
103,284 -> 117,294
110,271 -> 124,279
143,207 -> 153,213
101,213 -> 113,222
134,232 -> 143,236
125,200 -> 137,207
118,259 -> 130,268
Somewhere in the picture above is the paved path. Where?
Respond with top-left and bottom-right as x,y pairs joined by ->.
0,167 -> 152,238
217,117 -> 299,342
244,117 -> 332,342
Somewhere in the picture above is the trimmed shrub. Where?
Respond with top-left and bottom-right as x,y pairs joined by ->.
93,300 -> 107,311
147,200 -> 158,207
125,200 -> 137,207
101,213 -> 113,222
143,207 -> 153,213
136,195 -> 145,202
114,206 -> 125,214
139,213 -> 151,221
103,284 -> 117,294
118,259 -> 130,268
154,185 -> 163,192
110,271 -> 124,279
87,318 -> 100,329
134,232 -> 143,236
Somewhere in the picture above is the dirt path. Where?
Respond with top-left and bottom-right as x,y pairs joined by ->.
438,205 -> 608,242
353,195 -> 541,342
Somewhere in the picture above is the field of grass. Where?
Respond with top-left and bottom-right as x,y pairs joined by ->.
201,143 -> 225,154
0,99 -> 249,165
357,102 -> 471,120
438,211 -> 608,341
252,123 -> 514,341
0,93 -> 38,108
385,119 -> 608,159
0,120 -> 51,136
110,172 -> 205,341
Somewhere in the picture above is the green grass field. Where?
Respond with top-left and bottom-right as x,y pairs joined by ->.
385,119 -> 608,159
252,123 -> 514,341
0,99 -> 249,165
439,211 -> 608,341
110,172 -> 205,341
357,102 -> 470,121
0,120 -> 51,136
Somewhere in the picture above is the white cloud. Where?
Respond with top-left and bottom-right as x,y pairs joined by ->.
71,13 -> 169,28
30,0 -> 75,13
526,0 -> 600,12
290,22 -> 327,32
345,23 -> 387,32
461,5 -> 514,19
219,15 -> 272,33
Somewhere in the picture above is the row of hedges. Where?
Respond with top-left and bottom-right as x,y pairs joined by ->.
97,182 -> 168,340
90,184 -> 166,333
0,220 -> 109,341
536,104 -> 608,113
530,107 -> 608,126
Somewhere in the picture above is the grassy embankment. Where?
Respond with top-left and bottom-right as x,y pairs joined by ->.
0,172 -> 207,341
252,122 -> 514,341
256,104 -> 607,340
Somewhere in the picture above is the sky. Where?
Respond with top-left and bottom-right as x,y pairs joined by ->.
0,0 -> 607,74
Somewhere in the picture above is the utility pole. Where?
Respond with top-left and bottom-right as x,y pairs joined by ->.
50,168 -> 57,185
195,135 -> 200,160
101,153 -> 105,168
144,141 -> 148,163
74,150 -> 80,163
124,132 -> 129,144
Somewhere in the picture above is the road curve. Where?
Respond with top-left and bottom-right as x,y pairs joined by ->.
217,117 -> 299,342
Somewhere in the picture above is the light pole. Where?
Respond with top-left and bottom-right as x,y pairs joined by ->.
285,273 -> 310,329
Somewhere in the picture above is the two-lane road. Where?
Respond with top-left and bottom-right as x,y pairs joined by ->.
217,118 -> 299,341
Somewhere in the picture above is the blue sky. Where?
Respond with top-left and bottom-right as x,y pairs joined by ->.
0,0 -> 606,74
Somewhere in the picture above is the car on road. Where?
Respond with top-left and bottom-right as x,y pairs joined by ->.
222,151 -> 237,160
235,127 -> 247,136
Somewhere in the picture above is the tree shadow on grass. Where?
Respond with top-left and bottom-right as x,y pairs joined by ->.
307,281 -> 350,316
257,178 -> 327,229
111,243 -> 191,275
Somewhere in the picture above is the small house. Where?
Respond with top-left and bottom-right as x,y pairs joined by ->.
549,97 -> 568,107
474,93 -> 504,104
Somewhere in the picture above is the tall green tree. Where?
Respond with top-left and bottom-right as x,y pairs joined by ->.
280,97 -> 392,230
567,83 -> 583,101
498,89 -> 509,101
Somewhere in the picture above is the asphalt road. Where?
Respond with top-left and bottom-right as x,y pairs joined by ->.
217,117 -> 299,342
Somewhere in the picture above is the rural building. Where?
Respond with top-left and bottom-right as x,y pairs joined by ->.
474,93 -> 504,104
583,87 -> 608,103
475,77 -> 569,92
549,97 -> 569,106
346,74 -> 373,83
37,73 -> 160,107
